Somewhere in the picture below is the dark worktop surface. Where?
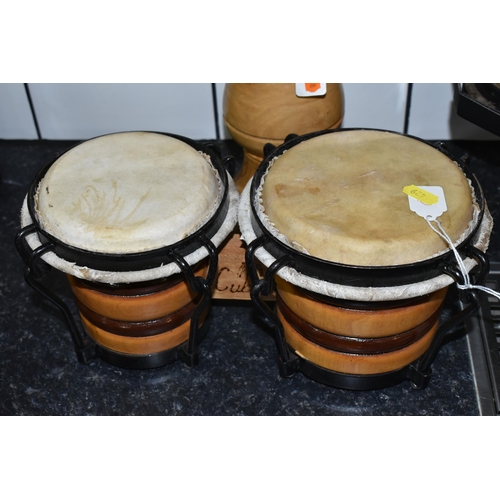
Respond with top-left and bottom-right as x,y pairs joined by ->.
1,138 -> 500,416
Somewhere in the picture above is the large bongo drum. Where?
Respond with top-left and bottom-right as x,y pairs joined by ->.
16,131 -> 239,369
239,128 -> 493,390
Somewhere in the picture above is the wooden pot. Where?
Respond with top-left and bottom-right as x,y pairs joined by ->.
223,83 -> 344,191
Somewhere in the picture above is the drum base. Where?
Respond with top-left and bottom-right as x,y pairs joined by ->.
291,354 -> 414,391
94,319 -> 210,370
96,345 -> 181,370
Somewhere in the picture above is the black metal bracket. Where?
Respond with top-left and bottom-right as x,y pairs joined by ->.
263,143 -> 277,158
15,229 -> 97,364
167,234 -> 218,367
245,237 -> 300,377
221,155 -> 236,178
409,247 -> 488,389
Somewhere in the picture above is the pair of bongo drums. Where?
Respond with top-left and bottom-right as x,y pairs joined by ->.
16,131 -> 239,369
16,128 -> 492,390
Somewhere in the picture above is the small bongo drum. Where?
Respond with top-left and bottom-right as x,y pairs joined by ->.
16,131 -> 239,369
239,128 -> 493,390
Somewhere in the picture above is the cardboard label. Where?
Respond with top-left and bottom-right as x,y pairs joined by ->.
403,184 -> 439,205
295,83 -> 327,97
405,185 -> 447,220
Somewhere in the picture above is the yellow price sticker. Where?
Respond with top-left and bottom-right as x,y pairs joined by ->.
403,185 -> 439,205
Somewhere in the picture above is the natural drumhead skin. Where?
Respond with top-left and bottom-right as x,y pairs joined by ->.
35,132 -> 222,254
259,130 -> 475,266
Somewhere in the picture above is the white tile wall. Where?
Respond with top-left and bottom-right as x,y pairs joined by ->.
341,83 -> 408,132
215,83 -> 230,140
0,83 -> 38,139
1,83 -> 499,141
27,83 -> 216,140
408,83 -> 499,140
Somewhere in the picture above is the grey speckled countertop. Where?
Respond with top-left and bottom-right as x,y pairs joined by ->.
1,138 -> 499,415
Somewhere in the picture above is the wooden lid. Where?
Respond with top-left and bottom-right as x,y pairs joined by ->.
258,130 -> 476,266
35,132 -> 222,254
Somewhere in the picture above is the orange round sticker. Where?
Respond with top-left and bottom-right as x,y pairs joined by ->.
305,83 -> 321,93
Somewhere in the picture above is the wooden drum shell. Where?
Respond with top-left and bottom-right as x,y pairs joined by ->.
67,261 -> 209,357
276,276 -> 447,338
278,306 -> 439,375
275,278 -> 447,376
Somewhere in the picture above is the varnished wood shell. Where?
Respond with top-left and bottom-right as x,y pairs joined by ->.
75,297 -> 198,337
276,277 -> 447,338
79,310 -> 207,356
67,262 -> 208,356
276,294 -> 440,355
223,83 -> 344,191
277,307 -> 438,375
67,261 -> 208,322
